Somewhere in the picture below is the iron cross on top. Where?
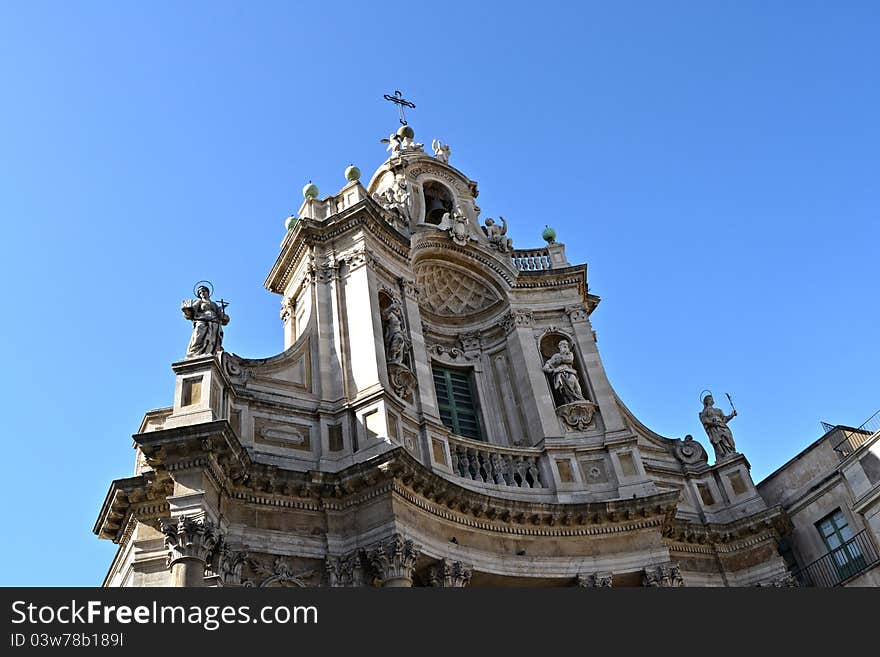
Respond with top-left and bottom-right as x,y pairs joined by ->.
383,90 -> 416,125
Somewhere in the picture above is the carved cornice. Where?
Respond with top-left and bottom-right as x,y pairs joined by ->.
266,201 -> 411,294
662,505 -> 792,549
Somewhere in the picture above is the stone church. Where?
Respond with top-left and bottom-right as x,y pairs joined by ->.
94,121 -> 799,587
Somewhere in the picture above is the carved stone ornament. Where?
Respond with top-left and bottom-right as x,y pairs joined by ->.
159,516 -> 220,568
366,535 -> 421,586
642,563 -> 684,587
673,434 -> 709,466
326,551 -> 367,587
577,572 -> 613,588
388,362 -> 417,399
222,352 -> 251,385
556,400 -> 599,432
428,344 -> 479,363
209,537 -> 248,586
429,559 -> 472,587
447,206 -> 474,247
243,556 -> 316,588
565,304 -> 589,323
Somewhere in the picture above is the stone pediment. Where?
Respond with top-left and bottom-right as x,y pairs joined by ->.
416,262 -> 502,319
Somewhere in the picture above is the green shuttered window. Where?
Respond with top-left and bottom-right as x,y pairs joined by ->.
432,366 -> 482,440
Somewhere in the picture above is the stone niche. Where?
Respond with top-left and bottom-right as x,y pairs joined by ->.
538,331 -> 598,432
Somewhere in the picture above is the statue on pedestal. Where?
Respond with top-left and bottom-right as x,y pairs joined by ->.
699,393 -> 737,460
181,282 -> 229,358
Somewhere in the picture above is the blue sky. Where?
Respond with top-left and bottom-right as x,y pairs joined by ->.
1,2 -> 877,585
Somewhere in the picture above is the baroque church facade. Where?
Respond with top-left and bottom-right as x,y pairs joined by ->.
94,123 -> 800,587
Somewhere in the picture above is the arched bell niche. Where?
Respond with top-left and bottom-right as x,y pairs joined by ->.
538,331 -> 591,407
421,180 -> 454,225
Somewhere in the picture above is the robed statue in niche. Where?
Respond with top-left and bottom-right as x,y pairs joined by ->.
542,339 -> 586,405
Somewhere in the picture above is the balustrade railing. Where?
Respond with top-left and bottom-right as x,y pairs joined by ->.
446,436 -> 545,489
511,248 -> 551,271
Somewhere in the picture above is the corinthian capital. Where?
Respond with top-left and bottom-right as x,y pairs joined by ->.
428,559 -> 472,587
159,516 -> 220,567
367,535 -> 421,587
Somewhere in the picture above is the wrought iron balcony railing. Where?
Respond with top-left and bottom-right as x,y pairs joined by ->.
833,409 -> 880,457
794,529 -> 880,587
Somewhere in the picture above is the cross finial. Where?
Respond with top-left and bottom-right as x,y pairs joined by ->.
383,90 -> 416,126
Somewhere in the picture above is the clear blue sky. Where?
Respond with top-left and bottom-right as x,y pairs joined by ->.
1,2 -> 877,585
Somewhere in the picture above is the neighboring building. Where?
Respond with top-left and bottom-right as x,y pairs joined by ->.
95,124 -> 803,587
757,413 -> 880,586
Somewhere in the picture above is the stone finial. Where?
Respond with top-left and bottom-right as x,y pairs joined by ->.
428,559 -> 472,587
367,535 -> 421,587
344,164 -> 361,182
542,225 -> 557,244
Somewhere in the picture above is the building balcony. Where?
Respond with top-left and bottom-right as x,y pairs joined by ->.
794,530 -> 880,587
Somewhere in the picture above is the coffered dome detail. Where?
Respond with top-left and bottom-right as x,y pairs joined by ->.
416,263 -> 501,317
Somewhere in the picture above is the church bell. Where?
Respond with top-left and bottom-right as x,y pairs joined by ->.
424,196 -> 450,224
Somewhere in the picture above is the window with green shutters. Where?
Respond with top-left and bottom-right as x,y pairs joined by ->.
816,509 -> 866,581
432,366 -> 482,440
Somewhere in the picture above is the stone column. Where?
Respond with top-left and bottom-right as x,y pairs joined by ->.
642,562 -> 684,587
159,516 -> 219,587
428,559 -> 473,587
367,535 -> 421,588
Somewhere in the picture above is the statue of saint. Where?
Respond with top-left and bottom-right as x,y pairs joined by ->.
482,216 -> 513,252
181,285 -> 229,357
542,339 -> 586,405
699,394 -> 737,459
382,298 -> 407,365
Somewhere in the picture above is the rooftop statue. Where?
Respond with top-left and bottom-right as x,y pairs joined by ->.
699,394 -> 738,460
431,139 -> 451,163
181,283 -> 229,358
483,216 -> 513,253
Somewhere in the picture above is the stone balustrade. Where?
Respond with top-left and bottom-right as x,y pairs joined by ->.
447,435 -> 545,489
511,248 -> 552,271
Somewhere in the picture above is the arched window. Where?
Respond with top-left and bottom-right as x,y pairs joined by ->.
422,180 -> 454,225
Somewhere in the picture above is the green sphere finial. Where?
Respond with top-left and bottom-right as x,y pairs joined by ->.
345,164 -> 361,182
285,213 -> 298,231
542,225 -> 557,244
397,124 -> 414,140
303,181 -> 319,199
